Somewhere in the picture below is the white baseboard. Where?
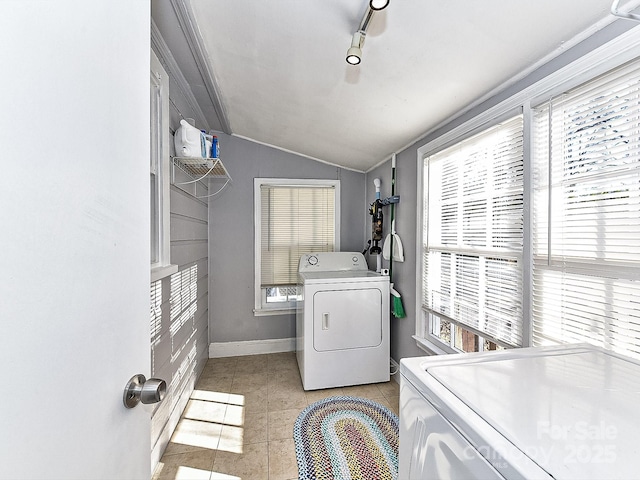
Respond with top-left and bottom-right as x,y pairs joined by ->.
209,337 -> 296,358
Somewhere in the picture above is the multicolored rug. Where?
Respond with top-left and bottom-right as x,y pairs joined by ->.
293,396 -> 399,480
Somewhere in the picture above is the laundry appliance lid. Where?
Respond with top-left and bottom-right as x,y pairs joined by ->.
420,345 -> 640,480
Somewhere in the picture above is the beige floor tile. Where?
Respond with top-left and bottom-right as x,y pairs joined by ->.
235,354 -> 269,374
268,388 -> 308,412
267,352 -> 299,372
341,383 -> 384,399
161,442 -> 213,458
231,372 -> 268,393
182,398 -> 227,424
169,418 -> 223,451
219,411 -> 268,451
268,408 -> 300,441
190,388 -> 232,405
304,387 -> 345,404
385,394 -> 400,416
267,385 -> 307,412
268,438 -> 299,480
202,356 -> 238,375
195,373 -> 233,393
160,354 -> 402,480
377,379 -> 400,398
211,441 -> 269,480
267,371 -> 304,392
154,448 -> 215,480
230,384 -> 268,414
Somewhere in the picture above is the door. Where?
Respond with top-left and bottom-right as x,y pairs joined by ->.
312,286 -> 383,351
0,2 -> 152,479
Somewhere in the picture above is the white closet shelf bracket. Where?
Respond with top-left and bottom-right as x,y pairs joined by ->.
171,157 -> 232,198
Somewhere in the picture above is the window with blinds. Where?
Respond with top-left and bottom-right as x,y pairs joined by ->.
255,179 -> 339,313
422,115 -> 524,350
532,59 -> 640,359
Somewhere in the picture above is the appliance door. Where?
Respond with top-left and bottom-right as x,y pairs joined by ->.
313,286 -> 382,351
400,377 -> 506,480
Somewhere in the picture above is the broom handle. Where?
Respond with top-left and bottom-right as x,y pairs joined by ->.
389,154 -> 396,282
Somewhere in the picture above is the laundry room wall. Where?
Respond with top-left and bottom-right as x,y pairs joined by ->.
149,36 -> 212,465
366,152 -> 424,363
207,134 -> 366,351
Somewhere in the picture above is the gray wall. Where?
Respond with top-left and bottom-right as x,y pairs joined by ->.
208,134 -> 366,343
150,47 -> 211,463
366,152 -> 424,363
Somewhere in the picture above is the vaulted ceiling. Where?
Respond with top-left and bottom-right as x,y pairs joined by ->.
151,0 -> 640,172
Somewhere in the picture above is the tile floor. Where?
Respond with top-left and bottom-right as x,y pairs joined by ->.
152,352 -> 400,480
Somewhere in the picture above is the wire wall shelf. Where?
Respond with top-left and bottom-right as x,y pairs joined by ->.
171,157 -> 232,198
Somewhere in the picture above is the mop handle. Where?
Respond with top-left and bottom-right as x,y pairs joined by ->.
389,154 -> 396,281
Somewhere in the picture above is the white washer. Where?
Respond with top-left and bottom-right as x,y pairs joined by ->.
399,344 -> 640,480
296,252 -> 390,390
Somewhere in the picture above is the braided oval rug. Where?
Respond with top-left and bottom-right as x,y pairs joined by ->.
293,395 -> 399,480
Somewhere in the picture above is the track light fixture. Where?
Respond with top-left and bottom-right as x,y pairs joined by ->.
346,31 -> 365,65
346,1 -> 389,65
369,0 -> 390,11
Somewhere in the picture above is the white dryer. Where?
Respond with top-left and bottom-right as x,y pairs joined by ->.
296,252 -> 390,391
399,344 -> 640,480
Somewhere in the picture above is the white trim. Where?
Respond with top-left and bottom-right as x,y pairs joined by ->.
209,338 -> 295,358
413,335 -> 452,356
150,264 -> 178,283
168,0 -> 231,133
150,49 -> 176,281
234,133 -> 365,174
151,20 -> 209,132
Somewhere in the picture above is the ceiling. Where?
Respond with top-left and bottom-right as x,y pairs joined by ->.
151,0 -> 639,172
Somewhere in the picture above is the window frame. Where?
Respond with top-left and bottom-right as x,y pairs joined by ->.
415,26 -> 640,355
419,112 -> 525,353
150,50 -> 178,282
253,178 -> 341,315
530,60 -> 640,358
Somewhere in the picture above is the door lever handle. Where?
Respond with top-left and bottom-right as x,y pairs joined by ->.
123,374 -> 166,408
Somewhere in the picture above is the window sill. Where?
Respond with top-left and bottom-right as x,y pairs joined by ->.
413,335 -> 457,355
151,264 -> 178,283
253,307 -> 296,317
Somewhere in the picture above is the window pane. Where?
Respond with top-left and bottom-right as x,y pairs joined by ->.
265,286 -> 300,303
532,59 -> 640,360
256,180 -> 339,312
422,115 -> 524,348
430,315 -> 452,346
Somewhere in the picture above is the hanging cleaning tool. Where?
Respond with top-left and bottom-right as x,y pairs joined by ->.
369,178 -> 384,272
383,219 -> 404,262
387,153 -> 406,318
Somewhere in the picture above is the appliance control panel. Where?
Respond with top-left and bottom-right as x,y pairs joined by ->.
298,252 -> 368,272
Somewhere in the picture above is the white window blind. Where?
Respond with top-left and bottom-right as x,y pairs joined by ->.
260,184 -> 336,287
423,115 -> 524,347
532,59 -> 640,359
